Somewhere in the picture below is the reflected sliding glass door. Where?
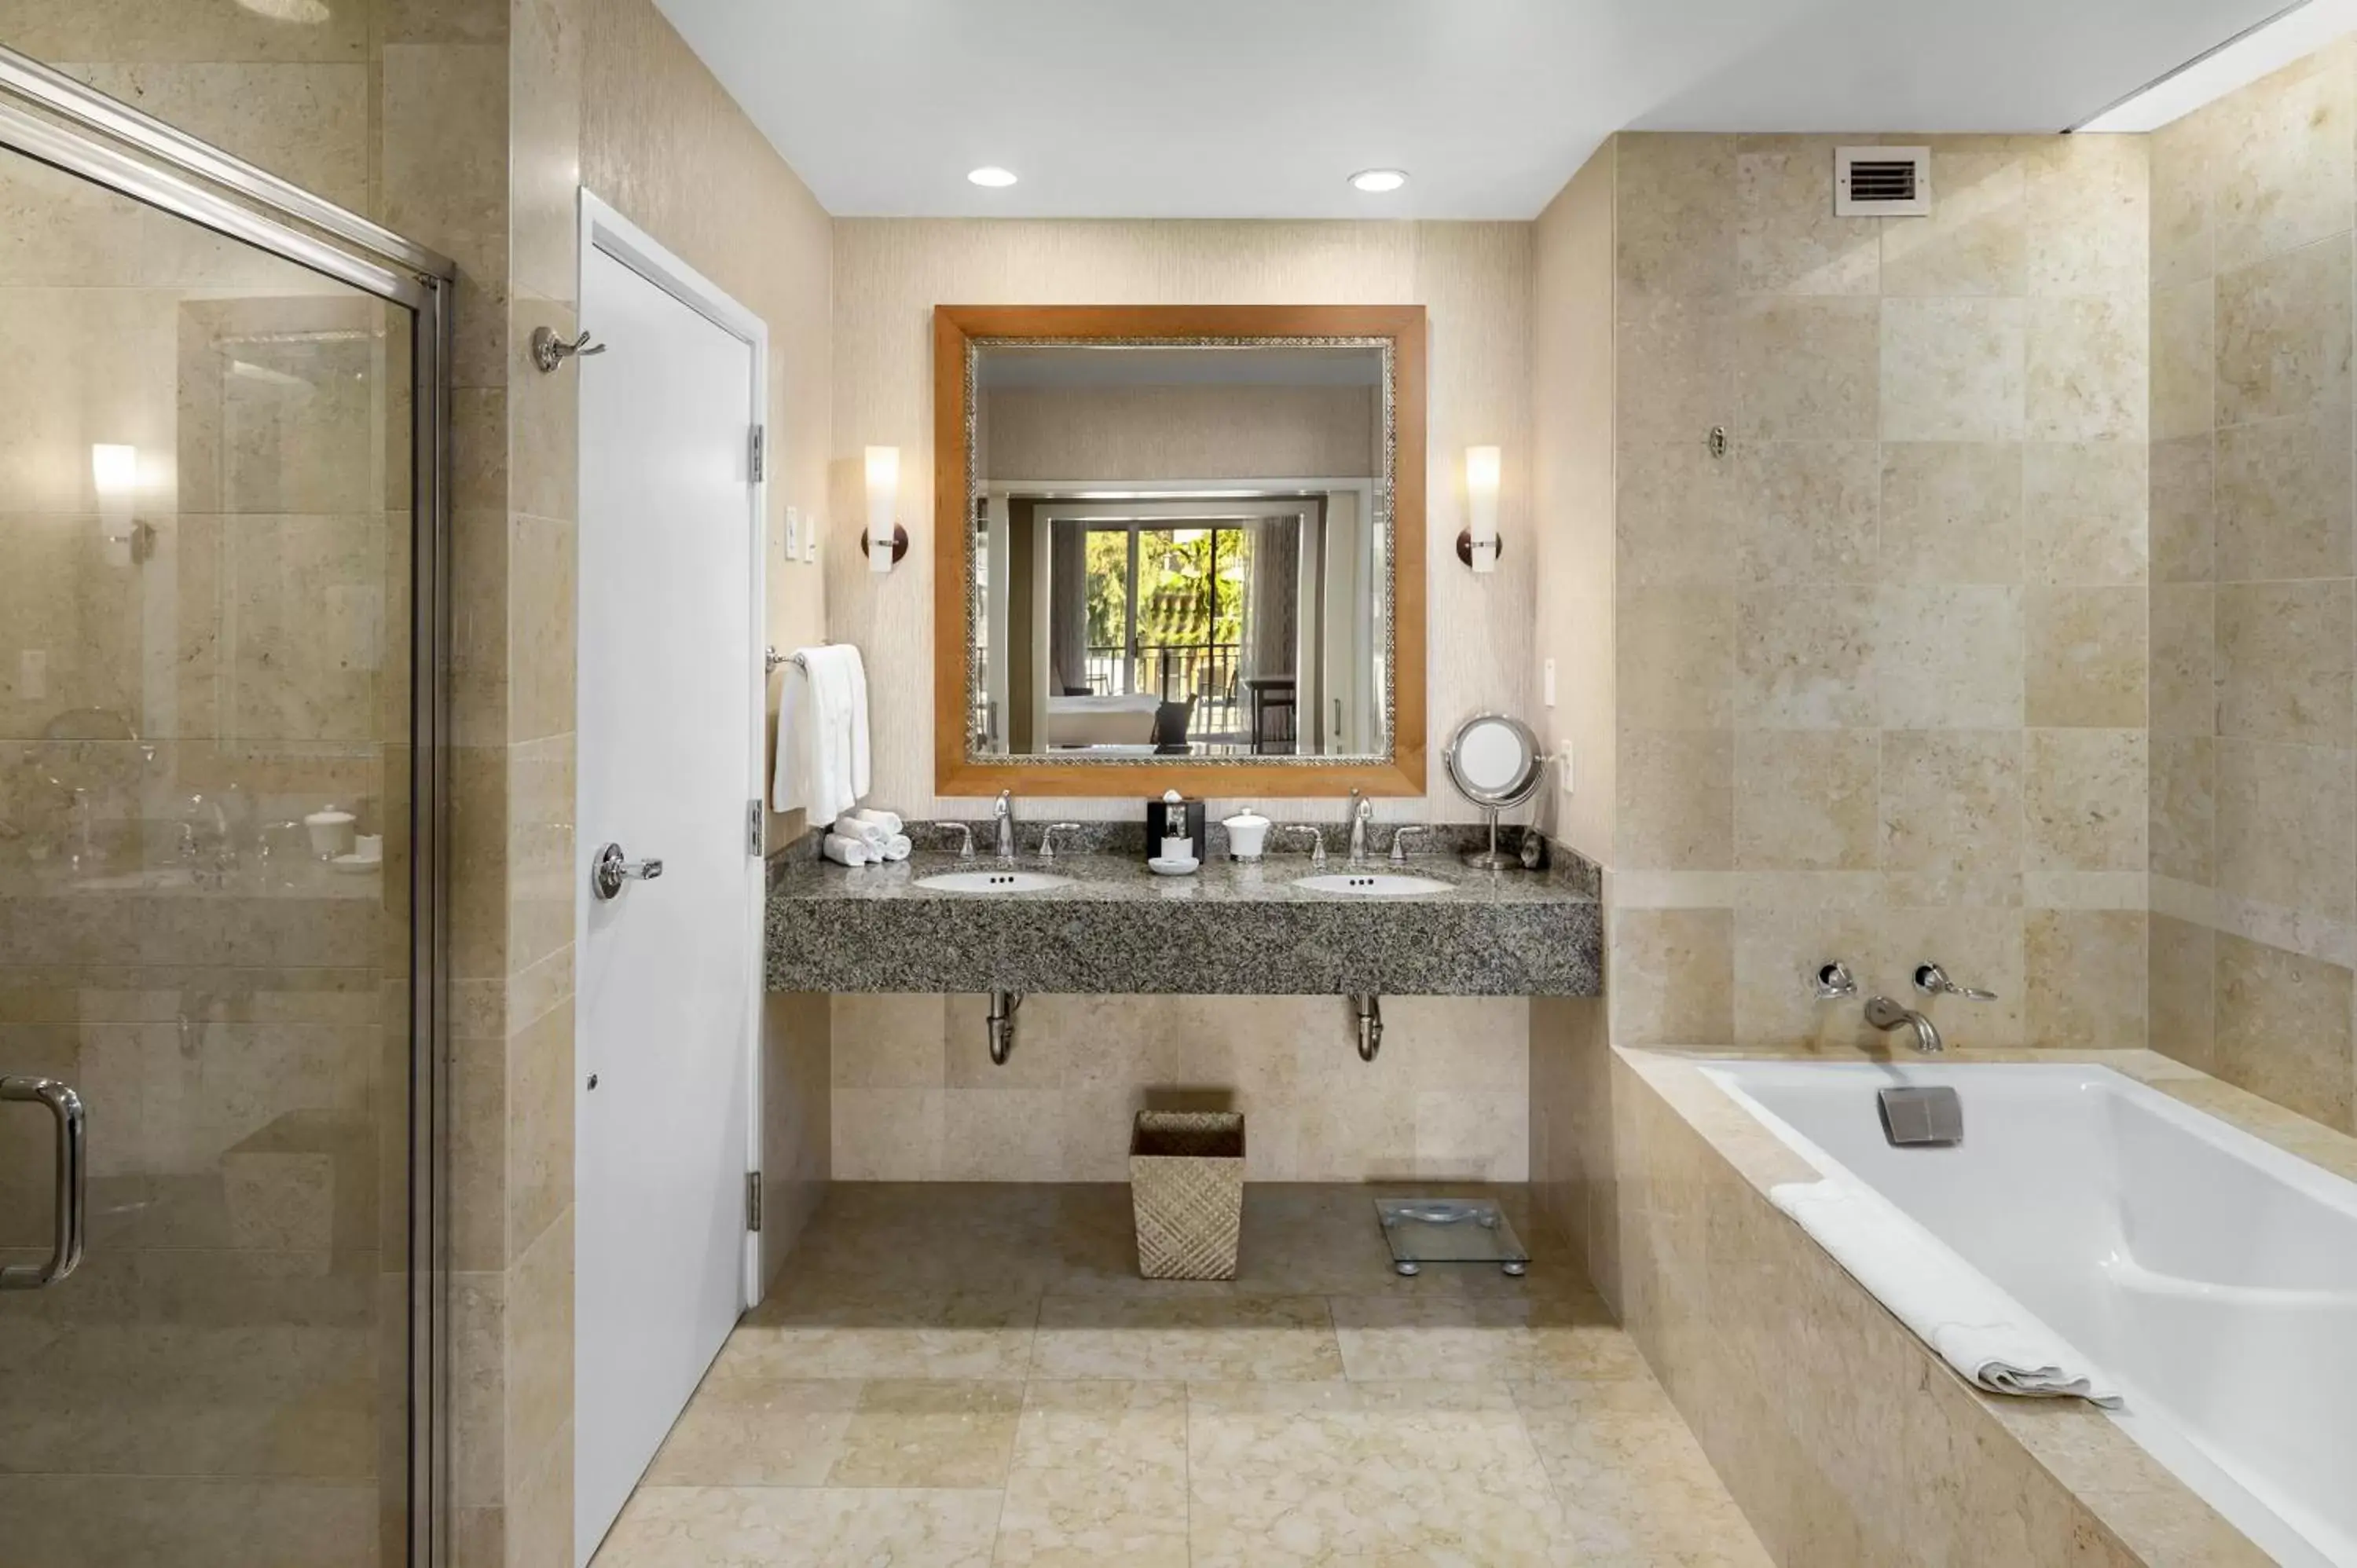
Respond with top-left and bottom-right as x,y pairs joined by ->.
0,56 -> 449,1568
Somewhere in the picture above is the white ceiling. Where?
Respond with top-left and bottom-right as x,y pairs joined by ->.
651,0 -> 2291,220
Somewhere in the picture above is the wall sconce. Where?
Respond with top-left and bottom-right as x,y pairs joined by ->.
1457,444 -> 1501,573
861,445 -> 907,573
91,443 -> 155,566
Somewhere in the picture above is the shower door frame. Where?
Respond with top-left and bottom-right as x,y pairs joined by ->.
0,45 -> 457,1568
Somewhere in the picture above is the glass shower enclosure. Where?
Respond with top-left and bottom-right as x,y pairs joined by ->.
0,49 -> 450,1567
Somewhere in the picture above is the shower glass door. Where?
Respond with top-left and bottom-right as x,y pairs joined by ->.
0,93 -> 443,1568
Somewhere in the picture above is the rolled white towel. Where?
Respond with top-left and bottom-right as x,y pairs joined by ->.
880,833 -> 912,863
821,832 -> 873,868
852,808 -> 904,836
832,815 -> 889,850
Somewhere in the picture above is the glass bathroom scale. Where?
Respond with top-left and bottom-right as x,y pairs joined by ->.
1375,1197 -> 1530,1277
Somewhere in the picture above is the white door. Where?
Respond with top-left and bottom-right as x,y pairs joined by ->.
575,210 -> 764,1562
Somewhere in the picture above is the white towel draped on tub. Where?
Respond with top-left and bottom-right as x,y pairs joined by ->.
772,644 -> 871,822
1770,1179 -> 2124,1407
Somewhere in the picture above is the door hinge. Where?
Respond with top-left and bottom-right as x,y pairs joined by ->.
746,1171 -> 763,1232
750,424 -> 765,482
746,797 -> 764,858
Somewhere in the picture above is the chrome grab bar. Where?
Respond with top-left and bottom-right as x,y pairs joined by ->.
1,1075 -> 85,1290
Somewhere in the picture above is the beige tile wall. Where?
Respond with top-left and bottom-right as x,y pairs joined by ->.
828,218 -> 1536,827
2146,42 -> 2357,1135
1600,131 -> 2154,1053
829,993 -> 1531,1184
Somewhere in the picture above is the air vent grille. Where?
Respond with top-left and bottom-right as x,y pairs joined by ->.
1835,145 -> 1931,217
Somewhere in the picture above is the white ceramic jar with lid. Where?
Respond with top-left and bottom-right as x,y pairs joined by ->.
1222,806 -> 1270,860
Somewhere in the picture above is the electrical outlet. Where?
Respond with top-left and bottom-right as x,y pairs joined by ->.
803,520 -> 818,563
1542,658 -> 1556,707
1558,738 -> 1574,795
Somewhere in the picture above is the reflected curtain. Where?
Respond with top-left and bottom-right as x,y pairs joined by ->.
1244,516 -> 1298,679
1048,519 -> 1088,693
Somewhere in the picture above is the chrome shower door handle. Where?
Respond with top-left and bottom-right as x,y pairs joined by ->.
1,1075 -> 86,1290
591,842 -> 664,901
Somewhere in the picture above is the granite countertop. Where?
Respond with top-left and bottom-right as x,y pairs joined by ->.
765,828 -> 1600,997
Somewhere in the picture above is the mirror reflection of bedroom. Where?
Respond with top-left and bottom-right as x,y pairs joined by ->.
968,343 -> 1389,760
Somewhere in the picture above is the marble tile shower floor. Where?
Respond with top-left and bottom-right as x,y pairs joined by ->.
594,1183 -> 1767,1567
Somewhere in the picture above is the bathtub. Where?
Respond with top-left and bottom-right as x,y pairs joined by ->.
1700,1060 -> 2357,1568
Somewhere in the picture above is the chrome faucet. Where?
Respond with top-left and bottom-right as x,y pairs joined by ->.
992,789 -> 1015,860
1347,789 -> 1373,865
1038,822 -> 1084,860
1864,995 -> 1943,1055
929,821 -> 977,859
1280,823 -> 1326,868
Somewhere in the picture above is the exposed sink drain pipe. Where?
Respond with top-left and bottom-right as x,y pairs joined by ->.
986,989 -> 1022,1066
1353,994 -> 1384,1062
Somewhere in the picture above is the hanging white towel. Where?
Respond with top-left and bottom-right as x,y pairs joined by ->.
772,644 -> 872,822
820,832 -> 872,868
1769,1180 -> 2122,1407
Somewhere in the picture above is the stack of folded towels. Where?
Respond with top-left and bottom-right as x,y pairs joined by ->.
823,808 -> 914,868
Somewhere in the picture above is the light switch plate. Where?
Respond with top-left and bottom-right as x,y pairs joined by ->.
1558,739 -> 1574,794
783,505 -> 799,559
803,520 -> 818,563
1542,658 -> 1556,707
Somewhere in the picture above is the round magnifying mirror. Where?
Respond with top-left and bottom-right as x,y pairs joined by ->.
1444,713 -> 1543,870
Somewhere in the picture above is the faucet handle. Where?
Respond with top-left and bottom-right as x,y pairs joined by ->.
1388,824 -> 1432,863
929,821 -> 977,859
1038,822 -> 1084,860
1914,962 -> 1996,1002
1813,962 -> 1857,1001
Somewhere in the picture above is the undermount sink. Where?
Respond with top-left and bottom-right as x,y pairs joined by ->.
914,869 -> 1075,895
1292,872 -> 1453,897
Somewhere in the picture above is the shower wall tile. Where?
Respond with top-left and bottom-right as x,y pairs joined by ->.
1593,131 -> 2149,1046
1736,135 -> 1880,296
2213,235 -> 2353,428
1617,134 -> 1736,298
2213,407 -> 2355,581
2024,586 -> 2146,729
2022,441 -> 2147,585
1880,139 -> 2025,299
1876,441 -> 2022,584
2146,42 -> 2357,1132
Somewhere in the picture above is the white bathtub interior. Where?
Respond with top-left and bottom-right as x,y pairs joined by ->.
1700,1060 -> 2357,1568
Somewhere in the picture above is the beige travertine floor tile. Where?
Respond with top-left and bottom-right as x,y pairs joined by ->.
717,1291 -> 1039,1381
1030,1295 -> 1343,1380
1329,1291 -> 1646,1383
592,1486 -> 1002,1567
1512,1378 -> 1775,1567
641,1378 -> 860,1486
827,1380 -> 1025,1489
992,1382 -> 1188,1566
1186,1380 -> 1571,1567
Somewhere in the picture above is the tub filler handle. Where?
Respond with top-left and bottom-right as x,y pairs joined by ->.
1914,962 -> 1996,1002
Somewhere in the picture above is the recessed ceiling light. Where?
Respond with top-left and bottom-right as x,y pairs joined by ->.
967,167 -> 1019,189
1348,169 -> 1408,194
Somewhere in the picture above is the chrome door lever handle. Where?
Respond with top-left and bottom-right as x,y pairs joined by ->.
1913,962 -> 1996,1001
1,1075 -> 85,1290
592,842 -> 664,901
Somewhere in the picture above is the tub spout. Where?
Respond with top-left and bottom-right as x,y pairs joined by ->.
1864,995 -> 1943,1054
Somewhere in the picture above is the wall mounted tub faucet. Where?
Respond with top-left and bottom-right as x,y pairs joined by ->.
1865,995 -> 1943,1054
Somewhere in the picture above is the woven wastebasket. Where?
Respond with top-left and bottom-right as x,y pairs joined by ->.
1129,1111 -> 1246,1280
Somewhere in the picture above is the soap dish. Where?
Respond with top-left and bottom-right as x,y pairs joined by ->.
1147,856 -> 1199,877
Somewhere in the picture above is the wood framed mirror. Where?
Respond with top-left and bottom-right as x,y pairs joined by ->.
933,304 -> 1427,797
